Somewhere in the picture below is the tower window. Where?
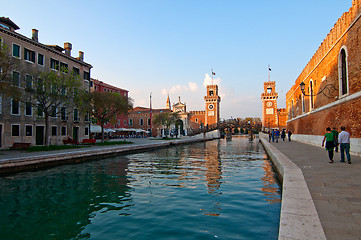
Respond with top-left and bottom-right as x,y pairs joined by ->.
267,88 -> 272,93
209,90 -> 214,96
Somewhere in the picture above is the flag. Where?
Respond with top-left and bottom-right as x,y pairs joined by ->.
212,72 -> 216,75
269,67 -> 271,71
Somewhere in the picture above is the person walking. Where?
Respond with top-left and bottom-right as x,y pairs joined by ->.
331,127 -> 339,152
322,127 -> 336,163
288,130 -> 292,141
338,126 -> 351,164
271,129 -> 275,142
268,130 -> 272,142
281,129 -> 286,141
275,129 -> 280,143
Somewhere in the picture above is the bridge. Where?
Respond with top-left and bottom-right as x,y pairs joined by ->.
187,120 -> 262,137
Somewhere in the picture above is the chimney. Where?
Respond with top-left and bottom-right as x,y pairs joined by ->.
32,29 -> 38,42
78,51 -> 84,62
64,42 -> 72,56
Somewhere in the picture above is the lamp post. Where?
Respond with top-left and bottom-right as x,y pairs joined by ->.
299,81 -> 337,98
149,93 -> 152,137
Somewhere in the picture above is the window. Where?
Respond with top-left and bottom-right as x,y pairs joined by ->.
25,74 -> 32,90
50,58 -> 59,70
73,67 -> 80,76
11,124 -> 20,136
302,95 -> 305,113
90,80 -> 93,87
51,126 -> 57,136
339,48 -> 348,96
61,107 -> 66,120
85,112 -> 89,122
84,71 -> 90,81
37,103 -> 43,117
37,78 -> 44,92
25,102 -> 32,116
25,125 -> 32,136
73,108 -> 79,121
61,126 -> 67,136
12,44 -> 20,58
129,118 -> 133,126
147,118 -> 150,126
85,127 -> 89,136
195,118 -> 198,123
24,48 -> 35,63
209,90 -> 214,96
51,106 -> 57,118
38,53 -> 44,66
140,118 -> 144,126
60,62 -> 68,73
11,99 -> 19,115
12,71 -> 20,86
310,80 -> 314,110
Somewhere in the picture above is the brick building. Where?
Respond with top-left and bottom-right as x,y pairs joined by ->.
129,83 -> 221,137
285,0 -> 361,155
0,17 -> 92,148
128,107 -> 171,137
90,78 -> 129,129
261,81 -> 287,131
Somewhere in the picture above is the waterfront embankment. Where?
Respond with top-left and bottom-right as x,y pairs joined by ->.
261,133 -> 361,240
0,133 -> 219,175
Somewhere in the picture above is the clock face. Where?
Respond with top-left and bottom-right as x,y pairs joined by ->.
208,104 -> 214,110
266,101 -> 273,107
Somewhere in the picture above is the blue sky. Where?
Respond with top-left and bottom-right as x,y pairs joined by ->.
2,0 -> 352,119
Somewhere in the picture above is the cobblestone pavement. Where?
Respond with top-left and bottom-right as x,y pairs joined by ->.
268,139 -> 361,240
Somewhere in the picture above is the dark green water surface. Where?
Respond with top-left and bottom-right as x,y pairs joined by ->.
0,137 -> 281,240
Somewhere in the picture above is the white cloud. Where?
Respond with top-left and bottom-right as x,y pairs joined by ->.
188,82 -> 198,92
162,82 -> 199,95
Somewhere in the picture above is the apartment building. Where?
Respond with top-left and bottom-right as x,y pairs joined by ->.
0,17 -> 92,148
91,78 -> 129,129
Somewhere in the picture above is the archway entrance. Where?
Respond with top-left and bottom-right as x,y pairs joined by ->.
175,119 -> 184,136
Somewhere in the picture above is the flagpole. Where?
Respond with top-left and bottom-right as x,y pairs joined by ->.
211,68 -> 214,85
268,65 -> 271,82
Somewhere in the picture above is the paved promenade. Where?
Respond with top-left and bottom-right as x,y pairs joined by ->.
263,137 -> 361,240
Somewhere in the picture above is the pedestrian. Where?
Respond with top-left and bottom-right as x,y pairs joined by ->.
275,129 -> 280,143
331,127 -> 339,152
322,127 -> 335,163
268,130 -> 272,142
338,126 -> 351,164
271,129 -> 275,142
281,129 -> 286,141
288,130 -> 292,141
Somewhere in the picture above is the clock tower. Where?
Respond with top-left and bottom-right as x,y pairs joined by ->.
204,84 -> 221,126
261,81 -> 278,130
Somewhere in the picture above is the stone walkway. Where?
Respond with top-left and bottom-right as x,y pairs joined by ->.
266,138 -> 361,240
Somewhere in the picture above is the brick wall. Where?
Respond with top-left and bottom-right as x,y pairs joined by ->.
286,1 -> 361,138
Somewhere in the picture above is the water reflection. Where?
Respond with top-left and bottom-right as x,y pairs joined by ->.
0,137 -> 281,240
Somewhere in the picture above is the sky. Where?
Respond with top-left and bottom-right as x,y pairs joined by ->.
1,0 -> 353,119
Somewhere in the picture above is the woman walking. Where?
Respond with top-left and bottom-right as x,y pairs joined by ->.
322,127 -> 336,163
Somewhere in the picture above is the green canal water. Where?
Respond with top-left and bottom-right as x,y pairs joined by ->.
0,137 -> 281,240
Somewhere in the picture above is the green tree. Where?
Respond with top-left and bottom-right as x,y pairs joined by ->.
81,91 -> 133,142
153,112 -> 180,138
24,70 -> 83,146
0,40 -> 21,98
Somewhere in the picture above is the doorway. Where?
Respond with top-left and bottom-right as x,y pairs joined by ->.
73,127 -> 79,142
36,126 -> 44,145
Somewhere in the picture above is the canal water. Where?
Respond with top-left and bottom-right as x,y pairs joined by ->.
0,136 -> 281,240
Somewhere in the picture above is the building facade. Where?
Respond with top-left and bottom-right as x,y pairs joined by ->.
285,0 -> 361,155
0,17 -> 92,148
261,81 -> 287,131
128,107 -> 171,137
91,78 -> 129,129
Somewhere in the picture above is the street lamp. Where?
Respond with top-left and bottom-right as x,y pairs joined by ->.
299,81 -> 337,98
